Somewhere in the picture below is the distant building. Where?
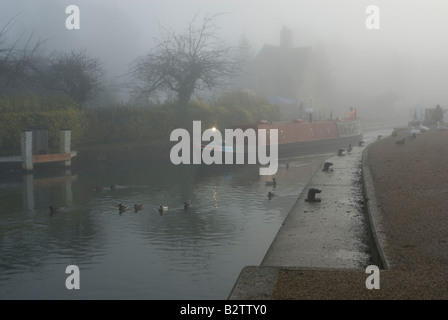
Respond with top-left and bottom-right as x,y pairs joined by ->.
251,27 -> 328,121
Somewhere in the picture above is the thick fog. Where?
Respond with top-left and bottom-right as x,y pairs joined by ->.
2,0 -> 448,122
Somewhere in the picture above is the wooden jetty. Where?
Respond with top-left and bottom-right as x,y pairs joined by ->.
0,128 -> 77,171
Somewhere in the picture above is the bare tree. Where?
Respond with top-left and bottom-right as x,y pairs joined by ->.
44,49 -> 104,105
0,15 -> 46,95
130,13 -> 238,105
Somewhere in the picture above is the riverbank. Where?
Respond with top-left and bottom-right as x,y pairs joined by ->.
230,126 -> 448,299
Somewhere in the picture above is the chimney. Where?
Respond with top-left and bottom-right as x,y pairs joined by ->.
280,26 -> 293,48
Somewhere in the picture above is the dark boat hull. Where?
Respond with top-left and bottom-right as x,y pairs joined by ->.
230,119 -> 363,159
201,132 -> 363,165
199,119 -> 363,163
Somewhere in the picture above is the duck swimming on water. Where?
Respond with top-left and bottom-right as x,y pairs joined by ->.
118,204 -> 129,212
49,206 -> 64,214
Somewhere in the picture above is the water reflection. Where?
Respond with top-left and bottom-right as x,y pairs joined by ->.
23,171 -> 77,213
0,155 -> 327,299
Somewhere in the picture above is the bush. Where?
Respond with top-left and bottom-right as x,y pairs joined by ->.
0,91 -> 280,151
0,94 -> 80,112
0,108 -> 85,150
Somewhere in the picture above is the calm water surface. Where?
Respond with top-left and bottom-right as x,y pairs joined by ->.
0,152 -> 327,299
0,129 -> 389,299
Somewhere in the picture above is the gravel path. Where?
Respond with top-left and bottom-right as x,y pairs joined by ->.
271,127 -> 448,299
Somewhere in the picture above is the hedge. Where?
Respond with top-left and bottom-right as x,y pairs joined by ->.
0,92 -> 280,152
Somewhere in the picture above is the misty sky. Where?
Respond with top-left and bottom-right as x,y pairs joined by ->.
1,0 -> 448,107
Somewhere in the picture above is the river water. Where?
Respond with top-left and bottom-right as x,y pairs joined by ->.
0,128 -> 390,300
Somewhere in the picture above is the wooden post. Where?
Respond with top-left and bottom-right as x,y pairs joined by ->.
60,129 -> 71,167
21,130 -> 33,171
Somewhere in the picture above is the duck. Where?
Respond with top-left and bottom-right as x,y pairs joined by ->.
358,140 -> 365,147
49,206 -> 64,214
267,191 -> 274,200
118,203 -> 129,212
184,201 -> 192,210
159,205 -> 168,213
110,184 -> 118,191
266,178 -> 277,186
134,204 -> 144,212
337,149 -> 345,156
